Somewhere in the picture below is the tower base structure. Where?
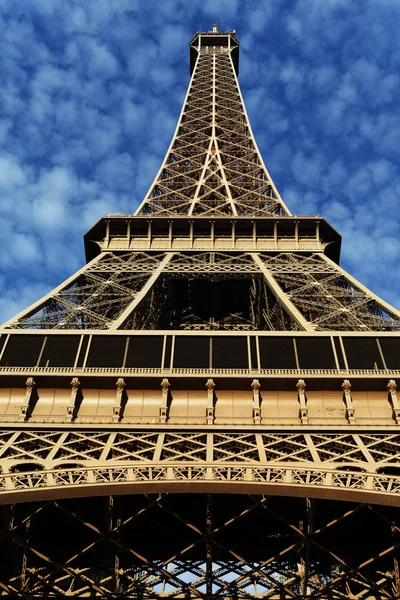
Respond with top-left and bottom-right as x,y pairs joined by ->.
1,492 -> 400,598
1,317 -> 400,599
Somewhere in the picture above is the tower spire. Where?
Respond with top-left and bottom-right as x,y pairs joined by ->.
135,27 -> 291,217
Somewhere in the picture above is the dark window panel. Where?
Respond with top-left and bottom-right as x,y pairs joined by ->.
296,337 -> 336,370
76,336 -> 89,367
39,335 -> 81,368
126,336 -> 164,369
259,337 -> 297,369
379,337 -> 400,370
174,336 -> 210,369
343,337 -> 383,370
333,337 -> 346,369
212,336 -> 248,369
0,335 -> 45,367
86,336 -> 126,368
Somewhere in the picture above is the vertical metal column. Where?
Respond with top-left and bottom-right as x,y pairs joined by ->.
392,520 -> 400,597
1,504 -> 19,585
21,517 -> 30,592
107,495 -> 121,593
205,493 -> 213,600
299,497 -> 314,596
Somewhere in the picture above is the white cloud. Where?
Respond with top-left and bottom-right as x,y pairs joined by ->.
10,233 -> 42,265
201,0 -> 239,21
0,154 -> 27,188
95,153 -> 135,190
159,25 -> 190,62
247,6 -> 275,34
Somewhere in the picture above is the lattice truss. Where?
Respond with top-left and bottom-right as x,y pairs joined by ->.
259,253 -> 400,331
6,252 -> 171,330
2,429 -> 400,472
8,251 -> 400,332
135,48 -> 289,217
124,251 -> 295,331
1,493 -> 400,599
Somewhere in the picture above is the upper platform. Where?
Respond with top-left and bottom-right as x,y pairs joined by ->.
84,214 -> 342,263
190,25 -> 239,74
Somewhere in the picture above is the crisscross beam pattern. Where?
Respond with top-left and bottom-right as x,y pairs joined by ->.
135,42 -> 290,217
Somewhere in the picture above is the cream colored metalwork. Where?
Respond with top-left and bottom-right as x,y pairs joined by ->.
2,252 -> 168,330
2,429 -> 400,481
1,463 -> 400,505
135,43 -> 289,217
1,253 -> 103,329
252,254 -> 315,331
256,252 -> 400,331
3,250 -> 400,331
109,253 -> 173,329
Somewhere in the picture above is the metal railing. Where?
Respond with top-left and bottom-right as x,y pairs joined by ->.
1,463 -> 400,498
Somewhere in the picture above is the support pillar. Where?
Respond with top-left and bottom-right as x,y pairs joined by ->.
20,518 -> 30,592
21,377 -> 36,421
387,380 -> 400,425
251,379 -> 261,424
206,379 -> 215,425
68,377 -> 81,422
297,379 -> 308,424
114,378 -> 126,422
342,379 -> 355,424
160,379 -> 170,424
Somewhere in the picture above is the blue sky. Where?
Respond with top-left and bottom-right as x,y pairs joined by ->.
0,0 -> 399,323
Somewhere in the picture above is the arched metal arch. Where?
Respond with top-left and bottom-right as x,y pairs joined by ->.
1,463 -> 400,506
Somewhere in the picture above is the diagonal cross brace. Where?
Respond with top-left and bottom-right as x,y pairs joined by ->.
252,253 -> 315,331
109,253 -> 174,329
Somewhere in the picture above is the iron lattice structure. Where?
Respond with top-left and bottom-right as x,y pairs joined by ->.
1,26 -> 400,599
136,42 -> 289,218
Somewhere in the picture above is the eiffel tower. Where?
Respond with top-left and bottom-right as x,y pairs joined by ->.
1,25 -> 400,599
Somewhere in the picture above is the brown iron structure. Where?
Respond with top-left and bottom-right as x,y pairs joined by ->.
0,26 -> 400,599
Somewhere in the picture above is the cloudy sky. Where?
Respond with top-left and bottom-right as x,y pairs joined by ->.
0,0 -> 399,324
